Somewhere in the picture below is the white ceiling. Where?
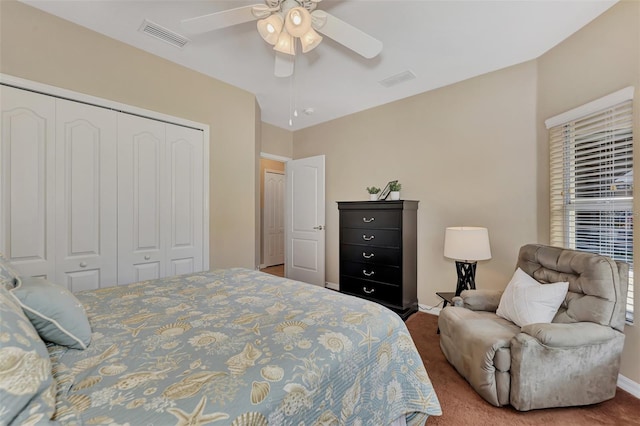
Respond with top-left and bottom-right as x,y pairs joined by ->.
22,0 -> 616,131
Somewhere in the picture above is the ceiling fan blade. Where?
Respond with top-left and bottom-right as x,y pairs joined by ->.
274,52 -> 294,78
181,5 -> 261,34
311,10 -> 382,59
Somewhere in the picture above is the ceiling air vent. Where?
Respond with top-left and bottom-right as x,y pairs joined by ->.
139,19 -> 189,48
379,70 -> 417,88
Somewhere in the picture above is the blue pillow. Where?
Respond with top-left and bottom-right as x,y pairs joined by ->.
0,285 -> 56,424
12,276 -> 92,350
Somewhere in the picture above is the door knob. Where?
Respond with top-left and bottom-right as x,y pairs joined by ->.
79,262 -> 87,268
144,255 -> 151,260
313,225 -> 324,230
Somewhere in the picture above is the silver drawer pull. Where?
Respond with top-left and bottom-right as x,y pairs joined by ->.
362,252 -> 375,259
362,217 -> 375,223
363,287 -> 375,294
144,255 -> 151,260
362,270 -> 375,277
79,262 -> 87,268
362,235 -> 375,241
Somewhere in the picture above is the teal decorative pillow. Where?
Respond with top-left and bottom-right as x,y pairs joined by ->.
0,252 -> 20,290
0,285 -> 56,424
12,276 -> 92,350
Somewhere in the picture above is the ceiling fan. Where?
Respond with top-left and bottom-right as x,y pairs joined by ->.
181,0 -> 383,77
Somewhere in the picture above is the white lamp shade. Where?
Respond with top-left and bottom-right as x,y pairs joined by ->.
285,7 -> 312,38
257,14 -> 284,45
444,227 -> 492,261
274,27 -> 295,55
300,27 -> 322,53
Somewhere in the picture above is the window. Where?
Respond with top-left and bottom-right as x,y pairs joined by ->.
547,88 -> 634,323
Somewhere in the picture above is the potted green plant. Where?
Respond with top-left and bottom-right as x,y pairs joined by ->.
389,182 -> 402,200
366,186 -> 381,201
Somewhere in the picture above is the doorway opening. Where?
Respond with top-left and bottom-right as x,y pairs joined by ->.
260,157 -> 286,275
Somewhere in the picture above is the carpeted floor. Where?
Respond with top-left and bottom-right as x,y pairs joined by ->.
405,312 -> 640,425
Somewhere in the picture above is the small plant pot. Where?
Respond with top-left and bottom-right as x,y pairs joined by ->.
390,191 -> 400,200
369,194 -> 379,201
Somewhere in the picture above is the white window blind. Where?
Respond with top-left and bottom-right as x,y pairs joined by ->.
549,98 -> 634,323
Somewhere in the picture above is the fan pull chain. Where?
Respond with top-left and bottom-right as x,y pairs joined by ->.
289,39 -> 298,127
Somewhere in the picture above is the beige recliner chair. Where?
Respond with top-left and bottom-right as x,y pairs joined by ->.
438,244 -> 628,411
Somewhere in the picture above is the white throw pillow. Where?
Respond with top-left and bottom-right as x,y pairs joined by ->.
496,268 -> 569,327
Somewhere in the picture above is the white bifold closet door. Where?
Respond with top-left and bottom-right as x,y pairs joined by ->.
117,114 -> 203,284
2,84 -> 206,290
1,87 -> 118,288
0,86 -> 56,279
55,99 -> 118,291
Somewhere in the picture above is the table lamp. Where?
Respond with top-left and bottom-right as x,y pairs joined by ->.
444,227 -> 492,296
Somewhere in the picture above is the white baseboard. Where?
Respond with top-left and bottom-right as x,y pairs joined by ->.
325,281 -> 339,291
618,374 -> 640,398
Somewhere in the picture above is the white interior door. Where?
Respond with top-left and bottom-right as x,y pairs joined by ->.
264,170 -> 285,267
117,113 -> 166,284
0,86 -> 56,279
285,155 -> 325,286
55,99 -> 117,291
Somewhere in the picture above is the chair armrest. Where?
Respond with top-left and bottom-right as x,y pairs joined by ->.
453,289 -> 503,312
520,322 -> 621,348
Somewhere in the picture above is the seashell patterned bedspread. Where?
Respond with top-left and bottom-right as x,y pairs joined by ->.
49,268 -> 442,425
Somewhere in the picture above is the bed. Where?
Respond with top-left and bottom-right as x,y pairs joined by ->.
1,265 -> 442,425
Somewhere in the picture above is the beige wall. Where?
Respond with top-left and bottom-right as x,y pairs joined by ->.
293,0 -> 639,384
537,0 -> 640,384
0,1 -> 260,270
262,122 -> 293,158
294,60 -> 539,303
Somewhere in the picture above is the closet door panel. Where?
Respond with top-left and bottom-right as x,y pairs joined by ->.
118,114 -> 166,284
55,99 -> 117,290
0,86 -> 55,279
165,125 -> 204,276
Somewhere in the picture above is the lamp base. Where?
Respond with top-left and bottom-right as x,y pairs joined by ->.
454,261 -> 477,296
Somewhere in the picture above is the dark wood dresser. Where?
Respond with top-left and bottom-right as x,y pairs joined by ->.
337,200 -> 418,320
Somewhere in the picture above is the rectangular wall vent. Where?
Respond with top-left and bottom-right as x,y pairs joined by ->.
139,19 -> 189,48
379,70 -> 417,88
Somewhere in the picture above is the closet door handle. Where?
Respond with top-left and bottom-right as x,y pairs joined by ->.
362,217 -> 375,223
362,252 -> 375,259
363,287 -> 375,294
362,235 -> 375,241
362,270 -> 375,277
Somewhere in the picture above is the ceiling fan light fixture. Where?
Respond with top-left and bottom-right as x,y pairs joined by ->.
300,27 -> 322,53
257,14 -> 283,45
274,27 -> 295,56
285,7 -> 312,38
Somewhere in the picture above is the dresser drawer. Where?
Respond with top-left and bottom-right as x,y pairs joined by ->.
341,228 -> 400,248
340,277 -> 402,307
340,210 -> 401,229
340,244 -> 401,266
341,261 -> 401,285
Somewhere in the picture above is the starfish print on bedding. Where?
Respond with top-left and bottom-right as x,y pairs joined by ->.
354,326 -> 380,354
167,396 -> 229,425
